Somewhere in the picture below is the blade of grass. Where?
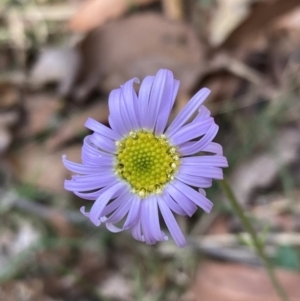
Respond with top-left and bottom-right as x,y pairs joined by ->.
219,179 -> 291,301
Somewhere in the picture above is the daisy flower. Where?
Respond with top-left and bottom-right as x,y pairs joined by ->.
63,69 -> 228,247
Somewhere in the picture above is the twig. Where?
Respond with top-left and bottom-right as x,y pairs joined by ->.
1,190 -> 86,224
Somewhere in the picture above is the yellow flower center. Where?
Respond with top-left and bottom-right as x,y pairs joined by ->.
115,131 -> 180,198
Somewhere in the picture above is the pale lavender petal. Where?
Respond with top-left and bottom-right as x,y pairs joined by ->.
181,156 -> 228,167
64,173 -> 116,192
85,117 -> 121,140
158,198 -> 187,247
106,223 -> 124,233
104,194 -> 132,224
179,165 -> 223,179
131,220 -> 145,242
140,199 -> 155,245
90,133 -> 116,154
108,89 -> 130,134
119,83 -> 134,132
166,88 -> 211,137
123,195 -> 141,229
195,105 -> 211,120
165,183 -> 197,217
147,70 -> 171,131
138,76 -> 155,129
82,135 -> 114,161
89,182 -> 125,226
81,152 -> 114,166
81,137 -> 114,166
155,71 -> 177,135
175,172 -> 212,188
121,78 -> 140,130
179,124 -> 219,156
173,179 -> 213,213
170,80 -> 180,111
101,190 -> 130,216
80,206 -> 90,217
202,142 -> 223,155
63,155 -> 112,174
199,188 -> 206,196
162,190 -> 186,215
79,181 -> 125,220
74,177 -> 123,200
108,115 -> 122,137
169,118 -> 213,145
147,196 -> 167,241
75,189 -> 104,200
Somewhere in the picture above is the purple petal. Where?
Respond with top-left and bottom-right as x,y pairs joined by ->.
165,183 -> 197,217
162,190 -> 186,215
172,179 -> 213,213
199,188 -> 206,196
202,142 -> 223,155
179,124 -> 219,156
81,152 -> 114,166
90,133 -> 116,154
85,117 -> 121,140
140,199 -> 156,245
179,165 -> 223,179
81,137 -> 115,166
158,198 -> 187,247
108,89 -> 131,134
155,72 -> 177,135
74,177 -> 123,200
104,194 -> 132,224
170,80 -> 180,109
147,69 -> 172,131
194,105 -> 211,120
64,173 -> 117,192
63,155 -> 113,174
108,115 -> 122,137
101,190 -> 130,216
166,88 -> 211,137
123,195 -> 141,229
131,220 -> 145,242
138,76 -> 155,129
169,118 -> 213,145
119,83 -> 135,132
147,196 -> 167,241
79,181 -> 125,220
175,172 -> 212,188
121,78 -> 140,130
106,223 -> 124,233
181,156 -> 228,167
89,181 -> 125,226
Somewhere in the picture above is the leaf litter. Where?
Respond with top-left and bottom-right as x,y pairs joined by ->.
1,0 -> 300,300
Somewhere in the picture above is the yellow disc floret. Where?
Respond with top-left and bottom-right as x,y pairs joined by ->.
115,131 -> 180,198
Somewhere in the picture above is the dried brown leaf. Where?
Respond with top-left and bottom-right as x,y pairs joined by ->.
209,0 -> 252,47
10,144 -> 81,194
17,93 -> 62,138
230,127 -> 300,205
221,0 -> 300,49
0,279 -> 57,301
72,13 -> 204,100
192,261 -> 300,301
46,101 -> 108,150
69,0 -> 159,33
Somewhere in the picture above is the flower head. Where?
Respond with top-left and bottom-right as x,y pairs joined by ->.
63,69 -> 228,247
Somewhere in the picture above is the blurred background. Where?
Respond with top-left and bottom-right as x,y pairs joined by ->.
0,0 -> 300,300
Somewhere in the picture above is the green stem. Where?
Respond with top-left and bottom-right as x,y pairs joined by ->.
219,179 -> 290,301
